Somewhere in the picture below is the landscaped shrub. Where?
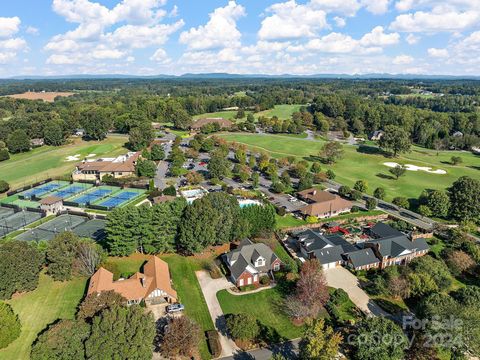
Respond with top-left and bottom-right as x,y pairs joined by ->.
0,302 -> 21,349
0,149 -> 9,162
259,275 -> 271,286
206,330 -> 221,358
275,206 -> 286,216
225,313 -> 260,342
330,288 -> 350,305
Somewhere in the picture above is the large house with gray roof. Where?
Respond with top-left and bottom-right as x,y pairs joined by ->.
224,239 -> 282,287
293,222 -> 430,271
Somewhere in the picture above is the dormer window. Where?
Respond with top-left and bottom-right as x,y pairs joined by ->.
255,257 -> 265,267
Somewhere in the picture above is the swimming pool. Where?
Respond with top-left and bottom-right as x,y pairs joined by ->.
238,199 -> 262,208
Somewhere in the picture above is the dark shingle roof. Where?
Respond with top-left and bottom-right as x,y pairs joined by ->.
312,245 -> 344,265
325,234 -> 357,253
225,239 -> 279,280
368,235 -> 430,258
346,249 -> 380,268
369,222 -> 403,238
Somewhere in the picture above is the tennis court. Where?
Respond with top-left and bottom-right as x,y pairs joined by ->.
47,183 -> 92,200
72,219 -> 106,242
0,210 -> 43,237
0,207 -> 14,219
69,186 -> 120,206
96,189 -> 145,208
20,181 -> 69,199
16,216 -> 106,242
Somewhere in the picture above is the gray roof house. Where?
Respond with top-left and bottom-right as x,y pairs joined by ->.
224,239 -> 282,287
344,249 -> 380,270
368,222 -> 404,239
295,229 -> 357,270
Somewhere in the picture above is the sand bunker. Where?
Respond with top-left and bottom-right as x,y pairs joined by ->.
384,162 -> 447,175
65,154 -> 81,161
86,154 -> 96,158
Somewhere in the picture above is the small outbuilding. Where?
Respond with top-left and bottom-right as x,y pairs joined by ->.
39,196 -> 64,215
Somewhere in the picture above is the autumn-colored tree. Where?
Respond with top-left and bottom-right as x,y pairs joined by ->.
286,260 -> 329,320
387,276 -> 411,299
445,250 -> 475,276
185,171 -> 204,185
299,318 -> 342,360
158,316 -> 201,358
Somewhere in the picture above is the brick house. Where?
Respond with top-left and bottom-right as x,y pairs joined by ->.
87,255 -> 177,305
297,189 -> 352,219
224,239 -> 282,287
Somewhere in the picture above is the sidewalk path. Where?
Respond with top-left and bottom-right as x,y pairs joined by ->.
196,271 -> 240,358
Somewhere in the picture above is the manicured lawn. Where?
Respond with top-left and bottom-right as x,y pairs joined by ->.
255,104 -> 303,119
193,110 -> 249,121
217,288 -> 303,340
0,136 -> 128,189
218,133 -> 480,201
106,254 -> 214,360
0,273 -> 87,360
276,214 -> 308,229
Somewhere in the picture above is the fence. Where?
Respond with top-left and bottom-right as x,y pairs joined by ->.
6,178 -> 53,197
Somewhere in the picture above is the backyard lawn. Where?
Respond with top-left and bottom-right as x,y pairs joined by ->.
218,133 -> 480,201
217,287 -> 304,340
0,273 -> 87,360
105,253 -> 214,360
0,136 -> 128,189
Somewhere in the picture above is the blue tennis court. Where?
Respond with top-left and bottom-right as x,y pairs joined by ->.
97,191 -> 140,208
50,185 -> 88,199
72,188 -> 113,205
21,182 -> 63,198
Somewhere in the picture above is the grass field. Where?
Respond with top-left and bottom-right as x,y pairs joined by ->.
106,254 -> 213,360
218,133 -> 480,201
0,136 -> 128,190
193,110 -> 248,121
0,273 -> 87,360
217,287 -> 303,340
255,104 -> 303,119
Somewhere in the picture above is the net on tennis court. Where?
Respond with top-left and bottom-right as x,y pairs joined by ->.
21,182 -> 63,198
49,185 -> 87,199
0,211 -> 43,237
97,191 -> 140,208
71,188 -> 113,205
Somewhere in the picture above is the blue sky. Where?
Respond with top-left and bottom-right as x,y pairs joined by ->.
0,0 -> 479,77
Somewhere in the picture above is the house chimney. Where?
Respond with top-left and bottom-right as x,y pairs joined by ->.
140,277 -> 146,288
313,190 -> 317,195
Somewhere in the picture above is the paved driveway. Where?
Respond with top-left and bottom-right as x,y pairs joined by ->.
324,267 -> 389,317
196,271 -> 240,358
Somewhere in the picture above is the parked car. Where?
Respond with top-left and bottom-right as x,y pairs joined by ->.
166,303 -> 185,313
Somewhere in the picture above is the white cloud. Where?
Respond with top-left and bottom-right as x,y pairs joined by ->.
46,0 -> 183,66
360,26 -> 400,46
334,17 -> 346,27
390,8 -> 480,32
406,33 -> 420,44
150,48 -> 171,64
427,47 -> 449,57
26,26 -> 39,35
258,1 -> 327,40
361,0 -> 390,15
309,0 -> 361,17
179,1 -> 245,50
0,38 -> 27,51
393,54 -> 414,64
0,17 -> 21,38
0,52 -> 16,64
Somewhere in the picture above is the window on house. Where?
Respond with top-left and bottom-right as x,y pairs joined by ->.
273,263 -> 280,271
256,258 -> 265,267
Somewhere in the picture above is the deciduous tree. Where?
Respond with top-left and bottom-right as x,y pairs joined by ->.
299,318 -> 342,360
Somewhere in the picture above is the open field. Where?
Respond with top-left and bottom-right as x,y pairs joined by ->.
0,136 -> 128,190
0,273 -> 87,360
193,110 -> 248,120
217,287 -> 304,340
218,133 -> 480,201
255,104 -> 303,119
4,91 -> 76,102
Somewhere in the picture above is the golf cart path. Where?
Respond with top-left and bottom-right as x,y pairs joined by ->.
195,271 -> 240,358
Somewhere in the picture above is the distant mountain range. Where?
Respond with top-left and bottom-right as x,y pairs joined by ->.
6,72 -> 480,80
